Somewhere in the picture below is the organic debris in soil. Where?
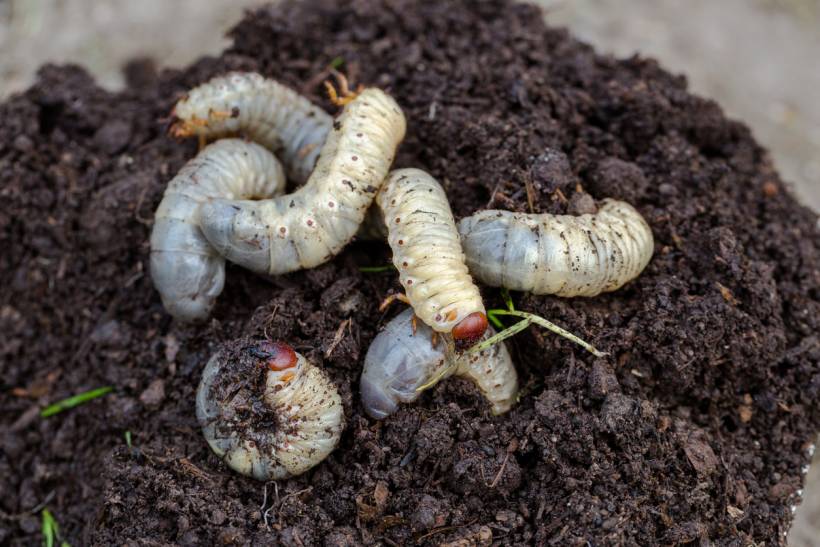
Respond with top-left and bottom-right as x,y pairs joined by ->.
1,0 -> 818,545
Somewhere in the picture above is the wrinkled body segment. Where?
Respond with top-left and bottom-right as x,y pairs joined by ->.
150,139 -> 286,321
360,309 -> 453,419
198,88 -> 406,276
455,333 -> 519,415
377,169 -> 487,338
458,199 -> 654,296
196,342 -> 344,480
360,309 -> 518,419
171,72 -> 332,185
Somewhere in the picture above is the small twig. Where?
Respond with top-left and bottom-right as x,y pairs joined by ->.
489,440 -> 517,489
524,174 -> 536,213
0,491 -> 55,521
263,303 -> 280,340
261,482 -> 280,530
177,457 -> 212,483
277,487 -> 312,522
486,180 -> 505,208
415,519 -> 479,544
489,451 -> 510,489
325,318 -> 351,358
301,57 -> 345,97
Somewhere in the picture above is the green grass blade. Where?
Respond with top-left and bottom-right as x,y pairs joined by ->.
41,509 -> 57,547
525,313 -> 608,357
486,309 -> 505,329
124,430 -> 132,449
469,310 -> 607,357
500,288 -> 515,311
329,56 -> 345,69
40,386 -> 114,418
358,264 -> 396,273
468,315 -> 532,353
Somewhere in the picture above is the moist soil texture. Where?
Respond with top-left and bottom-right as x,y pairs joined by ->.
1,0 -> 819,545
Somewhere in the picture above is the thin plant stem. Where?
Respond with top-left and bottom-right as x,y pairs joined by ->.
471,309 -> 606,358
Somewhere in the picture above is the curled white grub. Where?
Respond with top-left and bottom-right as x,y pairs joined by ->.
377,168 -> 488,341
198,87 -> 406,276
458,199 -> 654,296
170,72 -> 332,184
196,341 -> 344,480
360,309 -> 518,419
150,138 -> 286,321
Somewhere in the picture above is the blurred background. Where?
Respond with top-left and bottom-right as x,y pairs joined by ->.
0,0 -> 818,543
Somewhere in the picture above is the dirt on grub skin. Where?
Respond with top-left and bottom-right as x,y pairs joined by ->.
1,0 -> 818,545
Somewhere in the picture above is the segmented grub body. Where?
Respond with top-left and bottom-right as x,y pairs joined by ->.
196,341 -> 344,480
198,88 -> 406,276
171,72 -> 332,184
377,169 -> 487,340
360,309 -> 518,419
150,139 -> 286,321
458,199 -> 654,296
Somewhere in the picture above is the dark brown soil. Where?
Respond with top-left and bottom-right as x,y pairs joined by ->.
1,0 -> 818,545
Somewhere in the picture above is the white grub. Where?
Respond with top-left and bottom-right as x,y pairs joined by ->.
198,88 -> 406,276
196,341 -> 344,481
454,335 -> 518,415
458,199 -> 654,296
170,72 -> 332,184
360,309 -> 452,419
360,309 -> 518,419
150,139 -> 286,321
377,168 -> 487,340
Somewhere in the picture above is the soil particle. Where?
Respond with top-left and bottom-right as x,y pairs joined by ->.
410,494 -> 450,532
683,430 -> 720,476
138,378 -> 166,408
587,360 -> 620,399
1,0 -> 818,545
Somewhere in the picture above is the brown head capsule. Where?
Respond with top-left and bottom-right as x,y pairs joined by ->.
255,341 -> 298,370
452,311 -> 489,345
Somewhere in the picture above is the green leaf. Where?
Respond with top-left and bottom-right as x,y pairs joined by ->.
40,386 -> 114,418
124,430 -> 132,449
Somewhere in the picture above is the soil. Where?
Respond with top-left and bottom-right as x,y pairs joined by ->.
1,0 -> 818,545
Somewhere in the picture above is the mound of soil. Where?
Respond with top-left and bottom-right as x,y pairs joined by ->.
1,0 -> 818,544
